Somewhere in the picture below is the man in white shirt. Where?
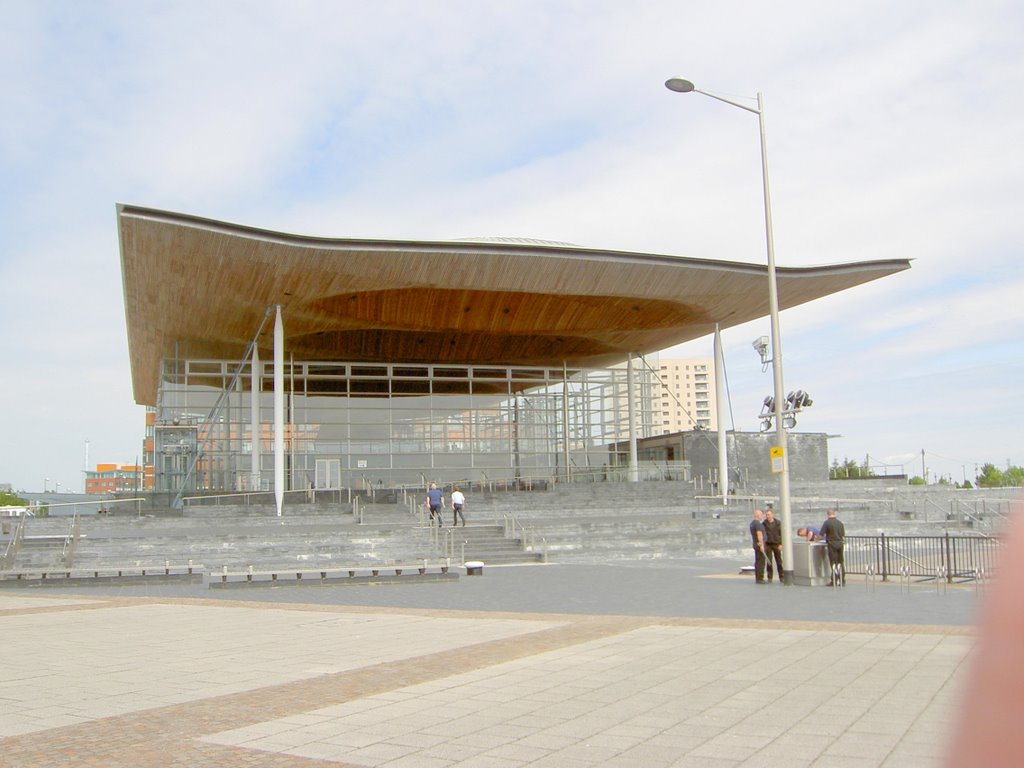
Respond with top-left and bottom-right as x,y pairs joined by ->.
450,487 -> 466,527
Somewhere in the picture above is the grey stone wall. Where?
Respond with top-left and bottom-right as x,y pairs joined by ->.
679,430 -> 830,489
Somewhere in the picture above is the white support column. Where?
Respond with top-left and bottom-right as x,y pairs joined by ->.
289,352 -> 296,496
274,305 -> 284,517
562,361 -> 570,483
250,345 -> 261,492
627,354 -> 639,482
714,325 -> 729,505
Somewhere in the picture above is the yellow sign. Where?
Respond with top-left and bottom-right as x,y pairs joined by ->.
770,446 -> 785,474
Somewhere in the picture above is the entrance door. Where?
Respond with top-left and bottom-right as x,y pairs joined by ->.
315,459 -> 340,490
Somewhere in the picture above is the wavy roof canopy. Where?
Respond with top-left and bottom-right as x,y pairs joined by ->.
118,205 -> 910,406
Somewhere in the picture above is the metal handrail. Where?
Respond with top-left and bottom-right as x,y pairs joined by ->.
59,512 -> 81,568
844,532 -> 1001,583
15,497 -> 145,516
501,512 -> 546,560
1,515 -> 27,570
887,492 -> 945,523
950,496 -> 1008,529
181,489 -> 309,507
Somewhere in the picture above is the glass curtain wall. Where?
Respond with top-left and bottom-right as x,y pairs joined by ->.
152,359 -> 656,492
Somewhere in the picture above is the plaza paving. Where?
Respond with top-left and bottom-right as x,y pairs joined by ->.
0,560 -> 980,767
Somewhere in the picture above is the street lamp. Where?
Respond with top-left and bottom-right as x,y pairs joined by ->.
665,76 -> 794,585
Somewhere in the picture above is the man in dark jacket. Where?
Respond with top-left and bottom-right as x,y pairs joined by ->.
820,509 -> 846,586
763,507 -> 783,583
749,509 -> 767,583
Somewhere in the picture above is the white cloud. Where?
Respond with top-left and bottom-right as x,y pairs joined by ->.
1,0 -> 1022,491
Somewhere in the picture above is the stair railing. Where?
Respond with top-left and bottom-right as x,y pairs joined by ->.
1,514 -> 27,570
502,513 -> 547,561
60,511 -> 82,568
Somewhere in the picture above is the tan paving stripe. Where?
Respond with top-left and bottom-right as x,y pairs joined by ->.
0,598 -> 120,617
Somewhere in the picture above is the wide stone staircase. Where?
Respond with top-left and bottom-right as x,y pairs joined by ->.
0,500 -> 542,573
2,481 -> 1013,577
455,480 -> 1015,562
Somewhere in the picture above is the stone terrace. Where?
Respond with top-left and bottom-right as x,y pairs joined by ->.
3,481 -> 1013,573
459,480 -> 1014,562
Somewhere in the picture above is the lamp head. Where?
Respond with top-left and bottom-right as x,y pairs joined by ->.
665,77 -> 696,93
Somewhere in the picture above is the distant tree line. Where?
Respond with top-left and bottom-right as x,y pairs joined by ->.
830,458 -> 1023,488
829,456 -> 874,479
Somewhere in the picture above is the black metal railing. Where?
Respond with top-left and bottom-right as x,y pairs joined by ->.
844,533 -> 1001,582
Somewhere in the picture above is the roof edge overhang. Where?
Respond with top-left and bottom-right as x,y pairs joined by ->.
118,204 -> 911,405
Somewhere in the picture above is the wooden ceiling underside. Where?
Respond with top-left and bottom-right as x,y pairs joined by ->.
118,205 -> 911,406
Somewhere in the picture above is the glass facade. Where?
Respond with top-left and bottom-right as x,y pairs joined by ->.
153,359 -> 657,493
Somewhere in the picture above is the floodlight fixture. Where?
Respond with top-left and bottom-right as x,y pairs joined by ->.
785,390 -> 814,410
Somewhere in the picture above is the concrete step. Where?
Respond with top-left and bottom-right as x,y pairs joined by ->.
437,524 -> 542,565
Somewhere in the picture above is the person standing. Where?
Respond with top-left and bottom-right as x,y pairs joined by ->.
450,486 -> 466,527
820,509 -> 846,586
749,509 -> 767,584
425,483 -> 444,527
763,507 -> 784,583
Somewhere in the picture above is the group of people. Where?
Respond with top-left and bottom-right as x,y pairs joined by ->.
749,506 -> 846,586
425,482 -> 467,528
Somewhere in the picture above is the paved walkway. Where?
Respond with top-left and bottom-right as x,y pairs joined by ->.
0,562 -> 977,767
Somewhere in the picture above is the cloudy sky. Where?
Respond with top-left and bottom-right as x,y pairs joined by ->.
1,1 -> 1021,493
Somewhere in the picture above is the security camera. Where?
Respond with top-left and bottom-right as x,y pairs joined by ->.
752,335 -> 770,365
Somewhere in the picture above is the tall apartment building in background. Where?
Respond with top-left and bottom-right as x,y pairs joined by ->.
654,358 -> 718,433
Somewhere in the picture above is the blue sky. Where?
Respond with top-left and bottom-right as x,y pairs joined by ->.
1,1 -> 1021,492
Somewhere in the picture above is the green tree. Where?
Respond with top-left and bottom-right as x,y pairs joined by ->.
908,476 -> 926,485
1004,465 -> 1024,487
976,463 -> 1005,488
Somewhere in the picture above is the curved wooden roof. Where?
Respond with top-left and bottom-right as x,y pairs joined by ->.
118,204 -> 910,406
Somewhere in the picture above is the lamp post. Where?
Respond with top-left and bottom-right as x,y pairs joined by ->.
665,76 -> 794,584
